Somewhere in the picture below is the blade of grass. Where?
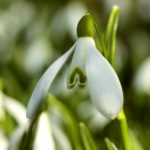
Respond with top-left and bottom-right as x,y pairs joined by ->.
109,6 -> 120,67
87,13 -> 108,59
79,122 -> 98,150
105,5 -> 119,48
104,138 -> 119,150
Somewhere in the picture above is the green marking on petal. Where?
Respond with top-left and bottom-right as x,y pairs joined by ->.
67,66 -> 87,88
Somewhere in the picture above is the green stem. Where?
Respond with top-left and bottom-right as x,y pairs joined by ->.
117,109 -> 131,150
87,13 -> 108,59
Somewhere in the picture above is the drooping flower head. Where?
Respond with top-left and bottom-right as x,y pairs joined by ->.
26,13 -> 123,120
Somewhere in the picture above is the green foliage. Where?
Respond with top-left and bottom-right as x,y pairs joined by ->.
104,138 -> 118,150
79,122 -> 98,150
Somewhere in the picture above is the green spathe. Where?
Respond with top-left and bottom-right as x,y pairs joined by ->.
77,14 -> 94,38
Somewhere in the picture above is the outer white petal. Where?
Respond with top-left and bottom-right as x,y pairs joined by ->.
86,38 -> 123,119
33,112 -> 55,150
26,44 -> 75,119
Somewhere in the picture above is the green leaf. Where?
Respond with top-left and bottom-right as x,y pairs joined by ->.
87,13 -> 108,59
104,138 -> 119,150
79,122 -> 98,150
105,5 -> 120,67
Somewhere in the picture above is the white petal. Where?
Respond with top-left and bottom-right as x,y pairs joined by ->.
0,131 -> 8,150
86,41 -> 123,119
67,37 -> 90,87
4,94 -> 27,125
33,112 -> 55,150
8,125 -> 26,150
78,101 -> 110,131
69,37 -> 88,73
26,45 -> 75,119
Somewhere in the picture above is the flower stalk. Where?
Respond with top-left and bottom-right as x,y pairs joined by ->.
117,110 -> 131,150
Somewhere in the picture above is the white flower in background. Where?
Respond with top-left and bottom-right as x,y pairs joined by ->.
0,91 -> 28,150
26,14 -> 123,120
78,101 -> 110,131
23,37 -> 53,76
0,131 -> 8,150
33,112 -> 55,150
8,125 -> 27,150
0,91 -> 27,125
8,112 -> 55,150
0,1 -> 35,63
133,57 -> 150,95
50,1 -> 87,41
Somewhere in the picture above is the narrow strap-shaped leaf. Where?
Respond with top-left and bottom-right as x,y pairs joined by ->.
87,13 -> 108,59
105,5 -> 119,48
79,122 -> 98,150
104,138 -> 119,150
108,6 -> 120,67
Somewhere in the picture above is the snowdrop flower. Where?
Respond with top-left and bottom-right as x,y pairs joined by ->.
23,37 -> 53,76
133,57 -> 150,95
33,112 -> 55,150
8,112 -> 55,150
0,131 -> 8,150
0,91 -> 27,125
26,14 -> 123,120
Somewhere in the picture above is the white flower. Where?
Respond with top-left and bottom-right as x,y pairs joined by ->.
33,112 -> 55,150
133,57 -> 150,95
0,91 -> 27,125
0,131 -> 8,150
8,112 -> 55,150
26,37 -> 123,119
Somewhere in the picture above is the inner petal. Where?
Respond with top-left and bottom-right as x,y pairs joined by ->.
67,38 -> 89,88
68,66 -> 87,88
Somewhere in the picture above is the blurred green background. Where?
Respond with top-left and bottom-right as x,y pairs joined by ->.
0,0 -> 150,149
